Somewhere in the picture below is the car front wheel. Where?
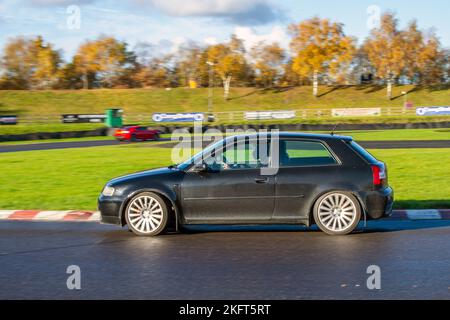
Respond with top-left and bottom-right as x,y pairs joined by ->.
313,191 -> 361,235
125,192 -> 168,236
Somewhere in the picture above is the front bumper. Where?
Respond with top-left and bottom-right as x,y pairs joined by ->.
98,195 -> 124,225
364,187 -> 394,220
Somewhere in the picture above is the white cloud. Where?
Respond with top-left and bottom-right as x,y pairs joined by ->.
203,36 -> 218,45
146,0 -> 259,16
136,0 -> 284,25
170,36 -> 188,52
28,0 -> 94,5
233,25 -> 288,52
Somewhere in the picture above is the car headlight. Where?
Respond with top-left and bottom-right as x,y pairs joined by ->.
102,186 -> 115,197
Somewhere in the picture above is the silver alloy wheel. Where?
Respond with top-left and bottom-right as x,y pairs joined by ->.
127,195 -> 164,234
317,193 -> 357,233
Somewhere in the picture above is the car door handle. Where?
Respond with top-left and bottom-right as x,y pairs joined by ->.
254,177 -> 269,184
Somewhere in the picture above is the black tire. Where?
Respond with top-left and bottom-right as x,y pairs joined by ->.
313,191 -> 361,236
130,134 -> 138,142
125,192 -> 169,236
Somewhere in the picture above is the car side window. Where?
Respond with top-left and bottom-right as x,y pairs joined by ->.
207,138 -> 269,171
279,140 -> 337,167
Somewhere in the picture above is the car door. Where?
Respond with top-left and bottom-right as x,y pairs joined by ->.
140,128 -> 150,140
145,130 -> 154,140
136,127 -> 146,139
181,138 -> 275,223
273,139 -> 341,220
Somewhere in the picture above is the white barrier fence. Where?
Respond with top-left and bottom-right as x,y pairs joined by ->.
125,106 -> 440,123
13,106 -> 450,124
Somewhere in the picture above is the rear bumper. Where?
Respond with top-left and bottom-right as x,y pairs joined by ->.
364,187 -> 394,220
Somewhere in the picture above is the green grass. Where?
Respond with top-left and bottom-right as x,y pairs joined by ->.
0,123 -> 105,135
1,127 -> 448,144
335,128 -> 450,141
0,144 -> 448,210
2,86 -> 450,115
169,129 -> 450,141
1,128 -> 448,146
371,149 -> 450,209
0,136 -> 114,145
1,85 -> 450,136
0,144 -> 175,210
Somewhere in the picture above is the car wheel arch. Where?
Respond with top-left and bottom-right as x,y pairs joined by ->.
120,188 -> 180,230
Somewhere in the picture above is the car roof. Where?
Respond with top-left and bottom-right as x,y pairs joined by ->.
224,132 -> 353,142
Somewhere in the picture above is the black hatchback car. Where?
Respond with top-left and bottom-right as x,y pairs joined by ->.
98,133 -> 393,236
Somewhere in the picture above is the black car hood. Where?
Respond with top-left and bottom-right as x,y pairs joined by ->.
108,167 -> 177,186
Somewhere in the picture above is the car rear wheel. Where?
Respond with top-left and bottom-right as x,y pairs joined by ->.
313,191 -> 361,235
125,192 -> 168,236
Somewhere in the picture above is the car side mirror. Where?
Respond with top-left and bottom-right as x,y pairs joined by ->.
191,163 -> 208,173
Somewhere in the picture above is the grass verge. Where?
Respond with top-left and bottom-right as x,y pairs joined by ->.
0,123 -> 105,135
1,128 -> 448,145
0,136 -> 114,145
2,86 -> 450,115
0,144 -> 448,210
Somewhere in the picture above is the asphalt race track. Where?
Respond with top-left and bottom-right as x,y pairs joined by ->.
1,139 -> 450,153
0,220 -> 449,299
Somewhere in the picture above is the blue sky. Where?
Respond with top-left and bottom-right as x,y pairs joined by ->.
0,0 -> 449,60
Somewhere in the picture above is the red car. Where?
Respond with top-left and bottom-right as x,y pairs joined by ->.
114,126 -> 160,141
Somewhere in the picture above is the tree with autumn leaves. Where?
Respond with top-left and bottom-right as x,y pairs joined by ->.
364,12 -> 446,99
251,42 -> 285,88
205,35 -> 251,99
289,17 -> 356,96
73,37 -> 138,89
0,36 -> 61,89
0,13 -> 448,95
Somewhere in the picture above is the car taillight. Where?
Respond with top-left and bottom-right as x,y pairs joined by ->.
371,162 -> 386,186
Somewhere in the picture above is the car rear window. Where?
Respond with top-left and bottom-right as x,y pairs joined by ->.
348,141 -> 378,164
279,140 -> 337,167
